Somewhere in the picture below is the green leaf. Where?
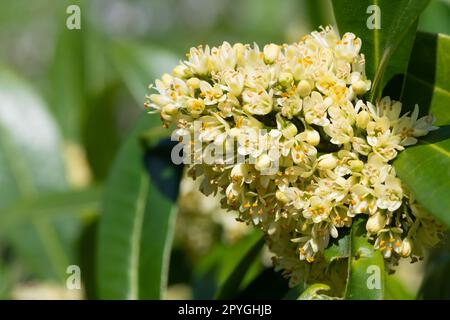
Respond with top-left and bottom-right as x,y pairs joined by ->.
111,42 -> 178,108
394,127 -> 450,228
191,231 -> 262,299
332,0 -> 429,101
79,217 -> 100,300
324,229 -> 350,263
399,32 -> 450,126
419,236 -> 450,299
82,84 -> 122,180
419,0 -> 450,35
97,114 -> 181,299
371,0 -> 430,100
0,188 -> 100,232
345,218 -> 385,299
385,275 -> 414,300
388,32 -> 450,227
48,2 -> 87,142
0,67 -> 80,281
298,283 -> 334,300
0,188 -> 99,287
215,236 -> 264,299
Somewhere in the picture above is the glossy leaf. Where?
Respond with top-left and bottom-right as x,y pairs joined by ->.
394,127 -> 450,228
419,0 -> 450,35
324,228 -> 350,263
332,0 -> 428,101
97,114 -> 182,299
371,0 -> 430,100
345,218 -> 385,299
298,283 -> 334,300
399,32 -> 450,126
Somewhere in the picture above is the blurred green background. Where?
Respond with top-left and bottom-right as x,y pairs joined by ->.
0,0 -> 449,299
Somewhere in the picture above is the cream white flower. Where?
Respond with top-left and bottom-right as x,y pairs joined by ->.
222,70 -> 245,96
303,196 -> 331,223
199,81 -> 226,105
303,91 -> 331,126
393,104 -> 438,145
324,117 -> 354,145
242,87 -> 273,115
374,176 -> 403,212
148,26 -> 443,287
185,45 -> 211,76
366,211 -> 387,234
335,32 -> 362,62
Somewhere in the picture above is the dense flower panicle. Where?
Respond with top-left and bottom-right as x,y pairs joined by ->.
147,26 -> 444,287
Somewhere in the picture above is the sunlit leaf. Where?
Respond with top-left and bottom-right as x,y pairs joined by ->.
298,283 -> 334,300
345,218 -> 385,299
394,127 -> 450,228
332,0 -> 429,101
399,32 -> 450,126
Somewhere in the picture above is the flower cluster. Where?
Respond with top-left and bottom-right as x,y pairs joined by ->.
146,26 -> 444,287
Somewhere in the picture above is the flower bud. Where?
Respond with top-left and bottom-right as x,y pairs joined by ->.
226,183 -> 240,202
352,79 -> 370,95
187,99 -> 205,116
304,129 -> 320,146
162,103 -> 178,116
233,43 -> 246,62
317,154 -> 338,170
161,73 -> 173,85
186,77 -> 201,89
279,72 -> 293,87
226,73 -> 244,96
263,44 -> 280,64
255,154 -> 272,171
282,123 -> 298,139
348,159 -> 364,172
292,64 -> 304,81
276,190 -> 289,203
400,238 -> 412,257
173,64 -> 189,78
231,163 -> 249,183
161,111 -> 173,122
366,212 -> 386,234
150,94 -> 171,107
356,110 -> 371,129
297,80 -> 311,97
